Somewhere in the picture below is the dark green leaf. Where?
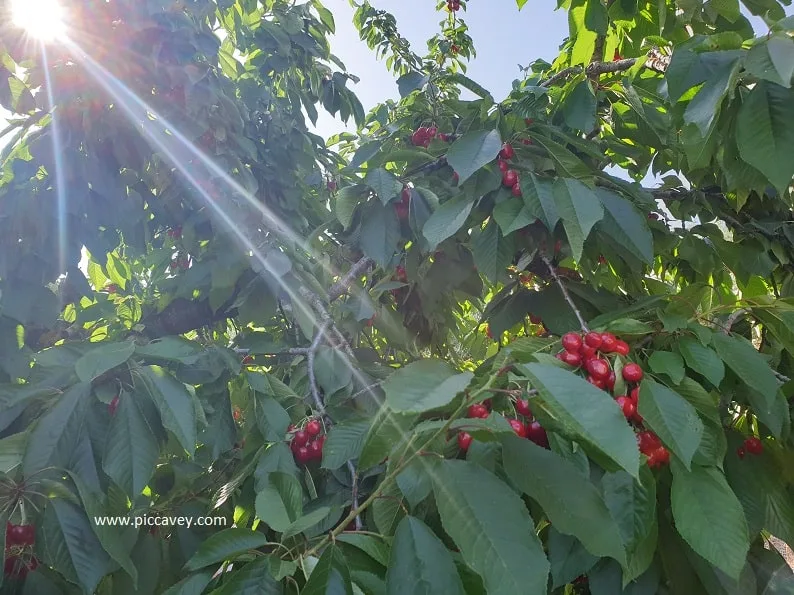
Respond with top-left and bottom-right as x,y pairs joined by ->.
647,351 -> 685,384
75,341 -> 135,382
446,129 -> 502,185
321,419 -> 370,469
382,360 -> 473,413
433,460 -> 550,595
303,545 -> 354,595
137,366 -> 198,456
553,178 -> 604,261
386,516 -> 465,595
184,528 -> 270,571
423,194 -> 475,249
677,338 -> 725,387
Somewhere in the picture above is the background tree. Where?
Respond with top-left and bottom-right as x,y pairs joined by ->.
0,0 -> 793,592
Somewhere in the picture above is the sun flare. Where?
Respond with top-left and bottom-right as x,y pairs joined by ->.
11,0 -> 67,41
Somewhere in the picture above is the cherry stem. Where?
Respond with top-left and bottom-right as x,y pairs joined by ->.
542,256 -> 590,333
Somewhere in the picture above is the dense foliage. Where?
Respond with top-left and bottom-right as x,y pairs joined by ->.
0,0 -> 793,592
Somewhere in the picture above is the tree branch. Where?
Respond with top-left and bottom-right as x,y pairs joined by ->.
542,256 -> 589,333
329,257 -> 374,302
723,309 -> 747,334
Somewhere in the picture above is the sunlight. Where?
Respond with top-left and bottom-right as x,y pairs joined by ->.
11,0 -> 67,41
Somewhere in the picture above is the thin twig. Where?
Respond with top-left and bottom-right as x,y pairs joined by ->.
346,460 -> 362,530
723,309 -> 747,334
306,320 -> 332,416
540,58 -> 638,87
328,257 -> 374,302
542,256 -> 589,333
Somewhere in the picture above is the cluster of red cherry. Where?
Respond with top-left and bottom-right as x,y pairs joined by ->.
497,143 -> 522,197
410,126 -> 452,148
457,398 -> 549,452
446,0 -> 461,11
4,522 -> 37,580
556,331 -> 671,468
289,420 -> 326,466
737,436 -> 764,459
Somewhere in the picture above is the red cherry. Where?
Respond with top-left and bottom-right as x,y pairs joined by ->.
483,399 -> 493,411
287,423 -> 297,432
400,186 -> 411,204
525,118 -> 534,126
467,404 -> 489,419
411,127 -> 428,146
452,172 -> 459,184
508,418 -> 528,438
169,261 -> 178,271
585,358 -> 610,380
579,343 -> 597,358
526,421 -> 549,448
629,386 -> 639,402
292,430 -> 310,448
737,447 -> 746,459
4,556 -> 26,579
598,255 -> 607,265
502,169 -> 518,188
327,180 -> 337,191
522,138 -> 533,145
529,314 -> 543,325
511,183 -> 522,197
636,431 -> 662,455
648,213 -> 659,220
615,396 -> 636,420
614,340 -> 630,356
499,143 -> 515,160
439,132 -> 451,141
108,395 -> 120,416
106,284 -> 118,294
557,350 -> 582,367
365,314 -> 377,327
242,355 -> 254,365
587,376 -> 606,389
6,523 -> 35,547
600,333 -> 618,353
584,332 -> 603,349
295,446 -> 311,465
744,436 -> 763,455
427,126 -> 438,138
395,265 -> 408,282
515,399 -> 532,417
622,363 -> 644,383
647,446 -> 670,468
306,420 -> 322,437
309,440 -> 323,460
232,407 -> 242,421
605,370 -> 616,391
486,325 -> 494,340
497,159 -> 509,172
562,332 -> 583,353
458,432 -> 473,451
613,49 -> 623,61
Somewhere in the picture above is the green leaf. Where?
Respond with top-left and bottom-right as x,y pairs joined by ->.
522,173 -> 559,230
422,194 -> 475,250
102,392 -> 159,498
282,506 -> 332,539
321,419 -> 370,470
314,346 -> 353,396
0,433 -> 25,474
358,406 -> 417,469
364,168 -> 403,205
446,129 -> 502,185
396,72 -> 429,97
671,465 -> 749,580
336,533 -> 390,566
40,499 -> 114,594
161,572 -> 214,595
184,528 -> 270,571
23,382 -> 91,476
502,436 -> 627,566
736,81 -> 794,194
255,472 -> 304,533
519,363 -> 640,478
137,366 -> 197,456
387,516 -> 465,595
472,219 -> 515,283
347,141 -> 382,169
745,37 -> 794,88
595,189 -> 653,264
211,557 -> 283,595
359,201 -> 401,267
303,545 -> 354,595
677,338 -> 725,387
683,57 -> 740,135
255,394 -> 291,443
531,136 -> 592,180
448,73 -> 494,100
492,195 -> 535,236
601,468 -> 657,554
647,351 -> 685,384
548,528 -> 598,588
382,360 -> 473,413
562,81 -> 597,132
710,333 -> 780,408
553,178 -> 604,261
433,460 -> 550,595
74,341 -> 135,382
637,380 -> 703,469
335,186 -> 365,229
